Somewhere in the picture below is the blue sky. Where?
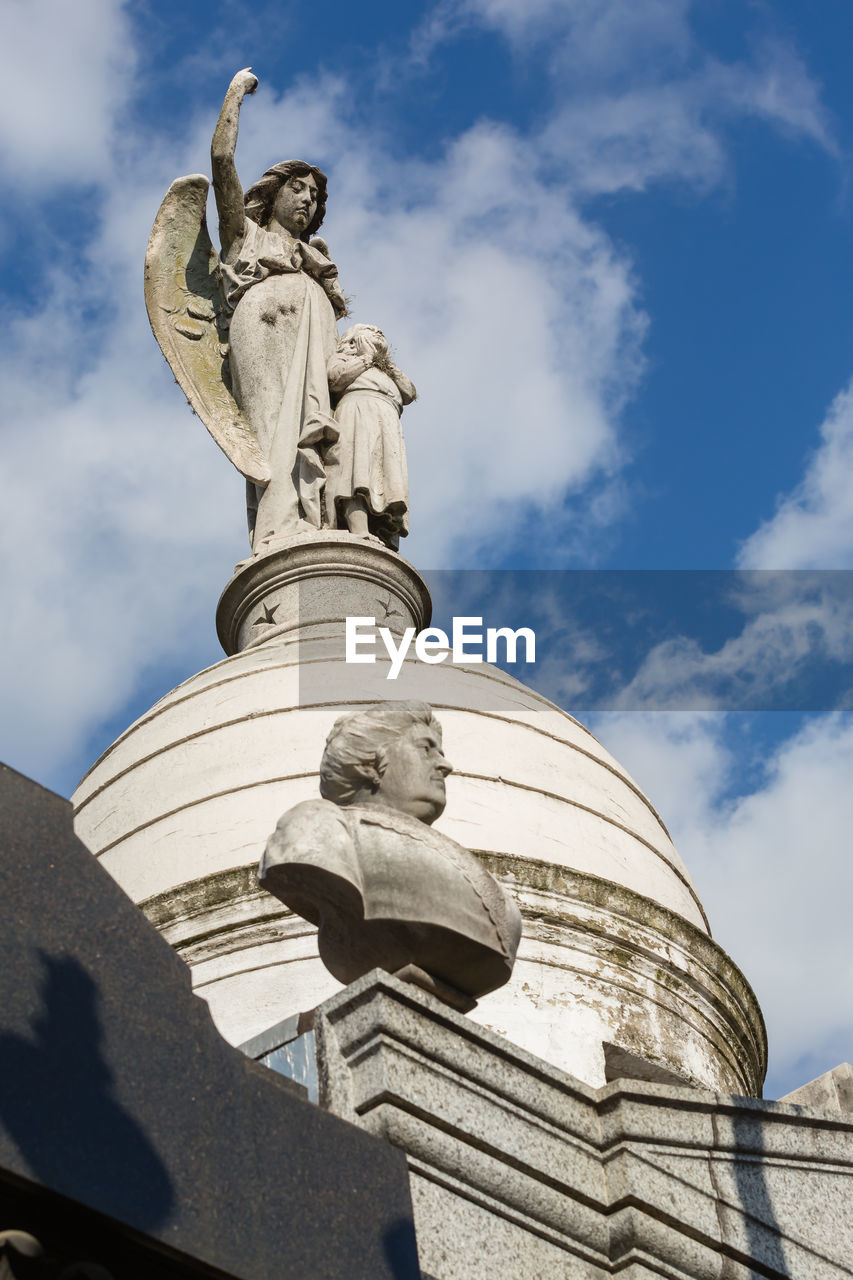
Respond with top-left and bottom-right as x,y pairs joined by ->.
1,0 -> 852,1098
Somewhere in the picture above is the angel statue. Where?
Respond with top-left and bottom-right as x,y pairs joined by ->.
145,69 -> 349,551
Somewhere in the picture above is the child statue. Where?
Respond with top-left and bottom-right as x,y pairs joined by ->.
324,325 -> 416,549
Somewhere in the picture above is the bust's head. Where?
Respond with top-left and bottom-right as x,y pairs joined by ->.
320,701 -> 453,825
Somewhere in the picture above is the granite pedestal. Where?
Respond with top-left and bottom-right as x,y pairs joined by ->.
311,970 -> 853,1280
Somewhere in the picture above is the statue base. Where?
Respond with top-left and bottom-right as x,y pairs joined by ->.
216,530 -> 432,656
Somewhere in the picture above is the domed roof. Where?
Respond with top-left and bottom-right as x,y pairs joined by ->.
74,635 -> 705,929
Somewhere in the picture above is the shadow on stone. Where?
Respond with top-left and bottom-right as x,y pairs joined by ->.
0,763 -> 419,1277
0,952 -> 174,1233
381,1218 -> 420,1278
729,1112 -> 791,1277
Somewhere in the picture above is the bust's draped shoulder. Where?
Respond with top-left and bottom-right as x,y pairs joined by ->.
259,798 -> 364,927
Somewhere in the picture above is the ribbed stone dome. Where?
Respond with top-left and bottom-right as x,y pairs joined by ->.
73,537 -> 765,1094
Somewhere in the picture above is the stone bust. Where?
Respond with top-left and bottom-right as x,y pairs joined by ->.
259,701 -> 522,1007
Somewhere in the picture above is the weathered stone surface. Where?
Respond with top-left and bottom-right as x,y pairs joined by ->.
1,763 -> 419,1279
73,586 -> 762,1092
781,1061 -> 853,1115
73,631 -> 708,932
313,970 -> 853,1280
482,851 -> 765,1094
144,172 -> 271,489
599,1085 -> 853,1278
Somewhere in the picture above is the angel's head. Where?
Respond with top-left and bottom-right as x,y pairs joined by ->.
244,161 -> 328,239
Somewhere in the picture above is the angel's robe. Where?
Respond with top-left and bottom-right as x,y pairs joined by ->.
258,798 -> 522,999
220,219 -> 342,540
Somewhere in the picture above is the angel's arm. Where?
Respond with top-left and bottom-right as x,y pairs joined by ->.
211,68 -> 257,260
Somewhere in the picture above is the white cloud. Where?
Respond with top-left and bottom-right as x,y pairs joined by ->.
541,42 -> 833,196
721,37 -> 834,149
739,381 -> 853,569
230,88 -> 643,554
0,91 -> 249,785
541,83 -> 726,196
588,711 -> 729,843
604,573 -> 853,712
419,2 -> 834,198
327,125 -> 643,560
0,263 -> 246,784
417,0 -> 692,70
592,710 -> 853,1096
0,0 -> 135,182
703,715 -> 853,1090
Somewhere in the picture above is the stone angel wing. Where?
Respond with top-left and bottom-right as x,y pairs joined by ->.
144,174 -> 271,487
